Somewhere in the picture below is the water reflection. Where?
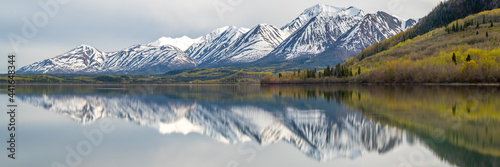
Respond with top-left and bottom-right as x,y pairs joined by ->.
16,85 -> 500,166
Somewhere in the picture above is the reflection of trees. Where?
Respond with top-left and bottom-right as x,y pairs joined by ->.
261,85 -> 500,167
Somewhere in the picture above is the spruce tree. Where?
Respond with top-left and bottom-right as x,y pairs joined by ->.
358,66 -> 361,75
452,53 -> 457,65
466,54 -> 471,62
486,31 -> 489,37
325,65 -> 331,76
491,20 -> 494,27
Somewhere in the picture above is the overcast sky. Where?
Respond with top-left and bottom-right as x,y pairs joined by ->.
0,0 -> 443,71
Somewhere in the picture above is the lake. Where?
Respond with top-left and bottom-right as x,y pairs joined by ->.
1,85 -> 499,167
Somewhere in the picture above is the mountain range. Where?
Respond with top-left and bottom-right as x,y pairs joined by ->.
18,4 -> 417,74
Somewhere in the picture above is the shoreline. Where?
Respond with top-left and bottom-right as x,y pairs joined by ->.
0,82 -> 499,86
261,82 -> 500,86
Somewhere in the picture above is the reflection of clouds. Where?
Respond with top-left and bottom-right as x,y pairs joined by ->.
19,94 -> 405,162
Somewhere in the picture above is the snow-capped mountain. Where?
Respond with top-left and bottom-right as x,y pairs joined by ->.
338,12 -> 405,52
17,44 -> 107,74
316,11 -> 418,62
18,93 -> 406,161
264,5 -> 365,61
18,4 -> 418,74
187,24 -> 287,66
102,44 -> 196,74
18,43 -> 197,74
185,26 -> 250,65
216,24 -> 287,64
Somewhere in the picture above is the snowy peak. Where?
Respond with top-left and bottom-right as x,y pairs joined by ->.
222,24 -> 287,63
246,24 -> 285,47
74,44 -> 97,51
315,11 -> 416,64
17,44 -> 108,74
103,44 -> 196,74
149,36 -> 201,51
268,5 -> 365,61
281,4 -> 364,34
186,26 -> 250,65
306,3 -> 344,16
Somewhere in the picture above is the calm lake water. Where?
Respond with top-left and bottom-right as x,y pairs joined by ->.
1,85 -> 499,167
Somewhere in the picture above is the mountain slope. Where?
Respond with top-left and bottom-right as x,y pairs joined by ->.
281,4 -> 345,35
219,24 -> 287,64
357,0 -> 500,60
265,5 -> 365,61
343,9 -> 500,83
186,26 -> 249,65
17,44 -> 107,74
103,44 -> 196,74
306,12 -> 417,66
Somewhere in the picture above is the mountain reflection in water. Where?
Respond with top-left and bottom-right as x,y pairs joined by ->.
16,85 -> 500,166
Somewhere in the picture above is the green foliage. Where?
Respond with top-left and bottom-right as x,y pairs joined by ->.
95,75 -> 123,82
324,65 -> 333,77
341,8 -> 500,83
333,64 -> 353,78
358,0 -> 500,60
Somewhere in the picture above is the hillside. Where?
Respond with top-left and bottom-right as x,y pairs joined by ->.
357,0 -> 500,60
343,9 -> 500,83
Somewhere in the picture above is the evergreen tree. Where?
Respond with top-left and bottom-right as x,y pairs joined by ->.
483,15 -> 486,24
357,66 -> 361,75
476,31 -> 479,35
486,31 -> 489,37
466,54 -> 471,62
279,73 -> 282,78
452,53 -> 457,65
491,20 -> 494,27
325,65 -> 331,76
